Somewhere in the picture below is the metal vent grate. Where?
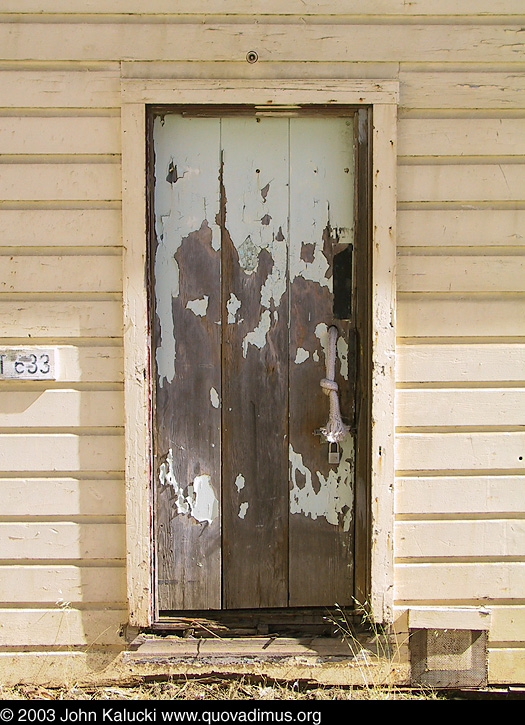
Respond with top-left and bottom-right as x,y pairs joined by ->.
410,629 -> 488,688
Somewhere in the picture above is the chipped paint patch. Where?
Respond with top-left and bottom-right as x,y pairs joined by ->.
191,474 -> 219,525
235,474 -> 245,492
227,293 -> 242,324
242,309 -> 272,358
159,448 -> 218,525
210,387 -> 220,408
289,442 -> 354,531
186,295 -> 209,317
337,335 -> 349,380
239,502 -> 249,519
238,235 -> 259,273
314,323 -> 329,363
153,115 -> 220,387
294,347 -> 310,365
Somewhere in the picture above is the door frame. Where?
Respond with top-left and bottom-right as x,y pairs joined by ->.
121,75 -> 398,628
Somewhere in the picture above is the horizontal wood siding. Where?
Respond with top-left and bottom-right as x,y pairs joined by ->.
392,15 -> 525,685
0,3 -> 523,684
0,35 -> 125,663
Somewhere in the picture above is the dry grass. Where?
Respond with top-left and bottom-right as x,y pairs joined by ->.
0,678 -> 443,701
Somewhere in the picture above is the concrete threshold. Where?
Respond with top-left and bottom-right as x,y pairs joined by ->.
123,635 -> 411,686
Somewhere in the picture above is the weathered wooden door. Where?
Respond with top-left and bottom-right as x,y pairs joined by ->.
151,111 -> 357,613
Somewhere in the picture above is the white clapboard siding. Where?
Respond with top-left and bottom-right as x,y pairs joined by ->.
397,209 -> 525,248
0,301 -> 122,338
0,164 -> 121,202
0,653 -> 124,687
0,2 -> 523,687
490,649 -> 525,685
0,478 -> 125,517
399,164 -> 525,203
0,434 -> 124,472
490,607 -> 525,643
0,609 -> 126,647
0,523 -> 125,560
0,70 -> 121,109
0,391 -> 124,429
398,119 -> 525,158
2,24 -> 525,63
396,344 -> 525,383
395,476 -> 525,515
396,388 -> 525,428
0,255 -> 122,294
397,256 -> 525,293
396,520 -> 525,559
396,432 -> 525,472
399,71 -> 525,110
39,346 -> 123,383
0,117 -> 121,156
397,296 -> 525,338
395,562 -> 525,601
0,566 -> 126,604
0,210 -> 122,248
6,0 -> 525,13
0,346 -> 123,384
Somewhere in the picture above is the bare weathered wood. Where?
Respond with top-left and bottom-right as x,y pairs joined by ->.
288,116 -> 355,607
152,115 -> 222,611
221,117 -> 289,609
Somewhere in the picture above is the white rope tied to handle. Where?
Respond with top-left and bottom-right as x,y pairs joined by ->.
320,325 -> 350,443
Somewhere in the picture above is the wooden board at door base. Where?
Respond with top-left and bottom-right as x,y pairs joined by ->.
150,110 -> 357,613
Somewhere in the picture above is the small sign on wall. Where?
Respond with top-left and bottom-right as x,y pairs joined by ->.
0,349 -> 56,380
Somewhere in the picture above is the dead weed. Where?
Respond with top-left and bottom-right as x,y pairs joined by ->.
0,677 -> 442,700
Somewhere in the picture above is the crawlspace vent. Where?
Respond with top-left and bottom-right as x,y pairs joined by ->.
410,629 -> 488,688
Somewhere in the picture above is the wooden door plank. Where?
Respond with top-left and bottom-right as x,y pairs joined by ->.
288,117 -> 355,607
221,117 -> 290,609
152,115 -> 222,611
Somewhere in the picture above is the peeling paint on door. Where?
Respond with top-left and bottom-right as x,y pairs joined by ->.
152,112 -> 356,612
158,449 -> 218,525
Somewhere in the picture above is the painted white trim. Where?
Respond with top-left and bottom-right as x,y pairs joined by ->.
405,606 -> 492,631
121,77 -> 398,628
370,103 -> 397,624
